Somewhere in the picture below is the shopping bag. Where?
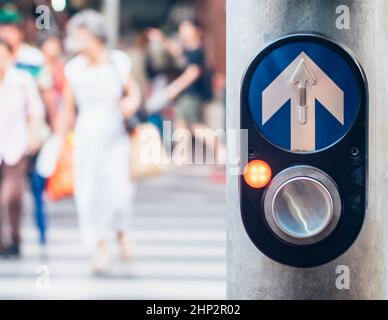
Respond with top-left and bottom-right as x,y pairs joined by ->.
129,123 -> 169,181
45,133 -> 74,201
36,134 -> 63,178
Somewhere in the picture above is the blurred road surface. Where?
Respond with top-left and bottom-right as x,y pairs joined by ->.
0,166 -> 226,299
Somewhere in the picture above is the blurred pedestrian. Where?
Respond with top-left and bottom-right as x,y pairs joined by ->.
0,8 -> 43,77
39,36 -> 66,130
34,36 -> 66,246
0,39 -> 45,257
147,20 -> 225,164
58,10 -> 141,272
0,7 -> 51,247
147,20 -> 211,121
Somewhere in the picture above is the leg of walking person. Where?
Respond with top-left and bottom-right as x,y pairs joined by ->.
117,230 -> 133,260
1,158 -> 27,257
29,168 -> 47,246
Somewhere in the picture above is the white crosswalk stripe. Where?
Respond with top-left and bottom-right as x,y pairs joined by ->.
0,166 -> 226,299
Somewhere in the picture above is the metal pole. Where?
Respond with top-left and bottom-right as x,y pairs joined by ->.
101,0 -> 120,48
227,0 -> 388,299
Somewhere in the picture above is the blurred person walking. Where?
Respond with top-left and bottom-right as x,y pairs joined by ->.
39,36 -> 65,130
59,10 -> 141,273
33,36 -> 66,246
0,39 -> 45,257
0,8 -> 44,77
0,8 -> 52,247
147,20 -> 225,164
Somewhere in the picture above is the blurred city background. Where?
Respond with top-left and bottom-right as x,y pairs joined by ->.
0,0 -> 226,299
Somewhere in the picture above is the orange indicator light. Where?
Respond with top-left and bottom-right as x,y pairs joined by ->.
243,160 -> 272,189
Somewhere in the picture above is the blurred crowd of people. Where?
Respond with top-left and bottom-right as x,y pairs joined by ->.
0,6 -> 225,272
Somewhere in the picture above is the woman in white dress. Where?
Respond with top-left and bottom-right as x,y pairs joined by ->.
59,10 -> 141,272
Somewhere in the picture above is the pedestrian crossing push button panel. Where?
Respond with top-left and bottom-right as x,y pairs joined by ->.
240,34 -> 368,267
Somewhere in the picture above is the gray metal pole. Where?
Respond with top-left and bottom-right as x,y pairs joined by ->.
227,0 -> 388,299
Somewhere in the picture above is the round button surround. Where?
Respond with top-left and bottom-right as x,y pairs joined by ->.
263,166 -> 341,245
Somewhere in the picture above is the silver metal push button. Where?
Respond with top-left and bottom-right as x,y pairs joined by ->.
263,166 -> 341,245
272,177 -> 333,238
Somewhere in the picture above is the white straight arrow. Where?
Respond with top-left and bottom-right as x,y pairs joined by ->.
262,52 -> 344,152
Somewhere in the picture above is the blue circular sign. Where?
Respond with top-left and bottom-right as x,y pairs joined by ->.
247,36 -> 363,153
